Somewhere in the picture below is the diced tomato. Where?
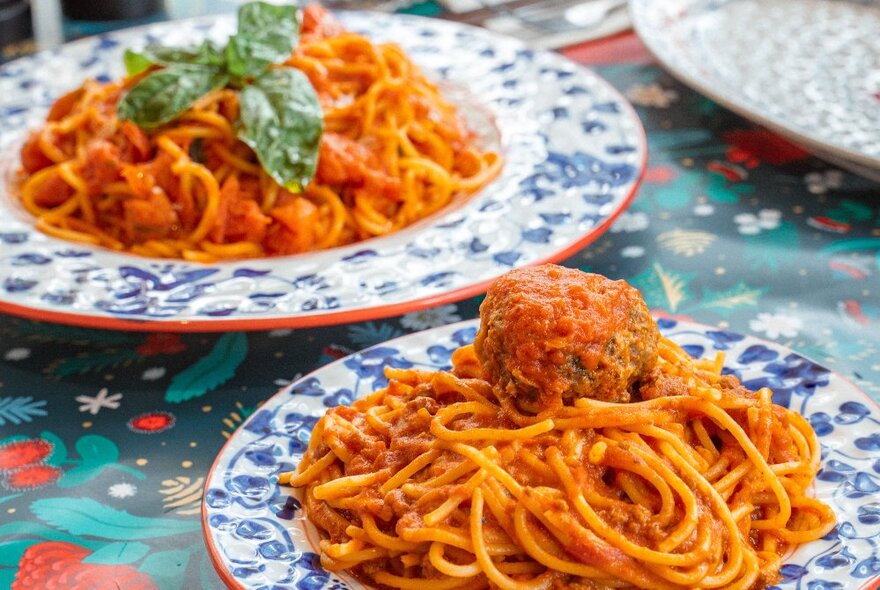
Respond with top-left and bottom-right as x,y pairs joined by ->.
301,4 -> 346,42
264,197 -> 318,254
81,140 -> 121,195
123,190 -> 178,242
209,176 -> 272,244
46,88 -> 84,122
226,199 -> 271,243
121,152 -> 179,201
315,132 -> 401,200
209,175 -> 237,243
20,133 -> 53,174
363,170 -> 401,201
236,176 -> 261,201
315,133 -> 365,186
120,121 -> 152,163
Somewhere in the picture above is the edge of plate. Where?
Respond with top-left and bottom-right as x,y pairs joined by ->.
200,317 -> 880,589
628,0 -> 880,171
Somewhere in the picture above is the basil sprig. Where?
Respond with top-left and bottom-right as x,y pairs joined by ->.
117,64 -> 229,129
123,41 -> 226,76
239,69 -> 322,192
117,1 -> 323,191
226,3 -> 300,78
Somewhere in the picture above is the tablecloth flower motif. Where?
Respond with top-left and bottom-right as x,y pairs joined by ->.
805,170 -> 844,195
135,334 -> 186,357
0,439 -> 53,471
400,304 -> 461,331
749,311 -> 804,339
107,483 -> 137,499
4,348 -> 30,361
3,465 -> 62,491
621,245 -> 646,258
611,211 -> 650,233
75,388 -> 122,415
348,321 -> 403,348
12,542 -> 158,590
734,209 -> 782,235
721,128 -> 809,166
140,367 -> 166,381
127,412 -> 175,434
626,82 -> 678,107
693,203 -> 715,216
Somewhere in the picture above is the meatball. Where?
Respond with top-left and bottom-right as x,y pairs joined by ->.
473,264 -> 659,414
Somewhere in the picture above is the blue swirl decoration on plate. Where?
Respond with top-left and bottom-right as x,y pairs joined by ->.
204,319 -> 880,590
0,11 -> 644,329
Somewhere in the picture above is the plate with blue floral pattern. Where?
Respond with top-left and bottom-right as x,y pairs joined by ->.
202,318 -> 880,590
0,12 -> 645,332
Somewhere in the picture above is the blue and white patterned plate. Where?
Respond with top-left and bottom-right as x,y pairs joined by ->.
0,12 -> 645,332
203,319 -> 880,590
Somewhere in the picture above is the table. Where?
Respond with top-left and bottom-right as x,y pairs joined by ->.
1,7 -> 879,590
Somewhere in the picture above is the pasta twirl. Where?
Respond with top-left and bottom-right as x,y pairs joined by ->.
16,4 -> 501,262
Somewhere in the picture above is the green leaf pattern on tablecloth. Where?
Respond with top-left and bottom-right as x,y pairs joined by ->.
165,333 -> 248,403
58,435 -> 146,488
82,541 -> 151,565
0,397 -> 47,427
31,498 -> 199,539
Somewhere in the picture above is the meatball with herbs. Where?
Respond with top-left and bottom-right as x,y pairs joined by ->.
474,264 -> 659,415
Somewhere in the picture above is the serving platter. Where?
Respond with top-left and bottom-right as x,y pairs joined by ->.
630,0 -> 880,173
0,11 -> 645,331
203,318 -> 880,590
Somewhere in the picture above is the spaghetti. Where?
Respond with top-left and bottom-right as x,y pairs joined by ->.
283,265 -> 835,590
16,4 -> 501,262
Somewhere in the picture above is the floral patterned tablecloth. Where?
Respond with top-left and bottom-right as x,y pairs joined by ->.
1,21 -> 880,590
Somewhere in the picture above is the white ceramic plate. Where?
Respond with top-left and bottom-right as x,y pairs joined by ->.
203,318 -> 880,590
630,0 -> 880,173
0,12 -> 645,331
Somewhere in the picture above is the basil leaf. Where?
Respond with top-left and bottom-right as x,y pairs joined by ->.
237,68 -> 322,191
124,49 -> 154,76
117,64 -> 229,129
226,2 -> 300,78
124,41 -> 226,76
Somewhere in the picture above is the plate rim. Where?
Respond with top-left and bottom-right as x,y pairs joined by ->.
629,0 -> 880,171
0,11 -> 647,332
200,317 -> 880,590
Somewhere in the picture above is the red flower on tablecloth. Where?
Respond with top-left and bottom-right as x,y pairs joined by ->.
2,464 -> 62,491
127,411 -> 175,434
644,165 -> 677,184
136,333 -> 186,357
12,541 -> 157,590
707,161 -> 748,182
0,438 -> 53,472
722,129 -> 809,167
